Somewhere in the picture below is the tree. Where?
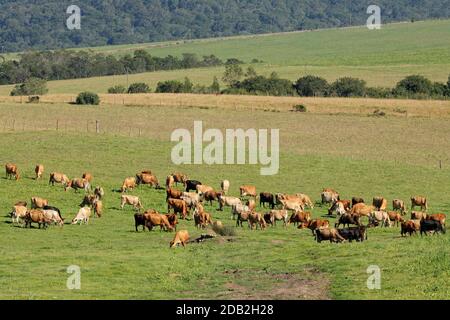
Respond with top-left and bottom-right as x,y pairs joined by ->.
222,64 -> 243,87
156,80 -> 184,93
182,77 -> 193,93
128,82 -> 151,93
394,75 -> 433,96
294,75 -> 329,97
210,76 -> 220,93
10,77 -> 48,96
245,66 -> 257,78
331,77 -> 366,97
75,92 -> 100,105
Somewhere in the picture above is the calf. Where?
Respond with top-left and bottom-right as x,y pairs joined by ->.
120,195 -> 142,211
170,230 -> 190,248
35,164 -> 44,180
259,192 -> 275,209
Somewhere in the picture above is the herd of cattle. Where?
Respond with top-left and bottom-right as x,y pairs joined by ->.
5,162 -> 447,247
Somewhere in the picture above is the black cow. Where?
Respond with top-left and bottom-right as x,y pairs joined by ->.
185,180 -> 202,192
259,192 -> 275,209
134,213 -> 146,232
338,226 -> 367,242
420,220 -> 446,236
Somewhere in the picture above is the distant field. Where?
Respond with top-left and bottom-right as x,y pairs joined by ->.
1,20 -> 450,95
0,101 -> 449,299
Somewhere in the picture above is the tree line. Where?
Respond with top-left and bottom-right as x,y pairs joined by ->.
0,50 -> 237,85
0,0 -> 449,52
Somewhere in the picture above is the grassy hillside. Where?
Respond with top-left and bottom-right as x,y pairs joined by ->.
1,20 -> 450,95
0,101 -> 449,299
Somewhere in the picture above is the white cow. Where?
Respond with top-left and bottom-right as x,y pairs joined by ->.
72,207 -> 91,225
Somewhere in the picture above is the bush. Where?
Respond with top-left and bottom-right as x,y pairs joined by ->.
212,224 -> 236,237
10,77 -> 48,96
233,75 -> 296,96
365,87 -> 393,98
127,82 -> 150,94
76,92 -> 100,105
293,104 -> 307,112
431,82 -> 447,97
156,80 -> 184,93
331,77 -> 366,97
294,75 -> 329,97
108,85 -> 126,94
394,75 -> 433,96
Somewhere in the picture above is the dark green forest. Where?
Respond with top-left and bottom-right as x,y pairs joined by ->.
0,0 -> 449,52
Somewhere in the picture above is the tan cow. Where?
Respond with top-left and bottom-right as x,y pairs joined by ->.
166,188 -> 183,201
31,197 -> 48,209
42,209 -> 64,227
136,173 -> 159,188
426,213 -> 446,226
71,207 -> 91,224
369,211 -> 391,227
11,205 -> 28,225
373,197 -> 388,211
411,196 -> 428,211
295,193 -> 314,209
240,185 -> 256,198
193,207 -> 212,229
121,177 -> 137,192
392,199 -> 406,215
411,211 -> 427,221
249,212 -> 266,230
120,195 -> 142,210
218,195 -> 242,212
299,219 -> 330,235
289,211 -> 311,226
5,163 -> 20,180
93,200 -> 103,218
167,198 -> 188,219
196,184 -> 213,194
350,203 -> 375,217
144,211 -> 173,232
246,199 -> 256,212
321,189 -> 339,205
65,178 -> 90,192
268,209 -> 289,227
166,175 -> 175,188
315,228 -> 346,243
221,180 -> 230,195
82,172 -> 93,183
35,164 -> 44,180
49,172 -> 70,186
170,230 -> 190,248
387,211 -> 404,227
280,199 -> 304,212
231,203 -> 250,220
25,209 -> 51,229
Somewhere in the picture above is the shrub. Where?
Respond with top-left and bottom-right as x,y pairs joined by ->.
293,104 -> 307,112
233,75 -> 296,96
394,75 -> 433,96
212,224 -> 236,237
294,75 -> 329,97
108,85 -> 126,94
76,92 -> 100,105
365,87 -> 393,98
209,76 -> 220,94
127,82 -> 150,94
156,80 -> 184,93
10,77 -> 48,96
331,77 -> 366,97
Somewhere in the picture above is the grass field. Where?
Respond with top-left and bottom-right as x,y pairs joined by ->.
1,19 -> 450,95
0,101 -> 449,300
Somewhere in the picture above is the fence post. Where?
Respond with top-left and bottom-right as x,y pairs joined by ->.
12,119 -> 15,131
87,121 -> 89,132
439,160 -> 442,169
96,120 -> 100,134
56,120 -> 59,131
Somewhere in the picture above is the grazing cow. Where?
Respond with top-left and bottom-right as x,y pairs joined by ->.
49,172 -> 69,186
136,173 -> 159,188
338,226 -> 367,242
42,208 -> 64,227
35,164 -> 44,180
120,195 -> 142,211
259,192 -> 275,209
94,186 -> 105,199
236,210 -> 250,227
166,175 -> 175,188
171,173 -> 188,186
166,213 -> 178,231
93,200 -> 103,218
373,197 -> 388,211
321,189 -> 339,205
204,190 -> 221,206
392,199 -> 406,215
80,194 -> 97,207
315,228 -> 346,243
369,211 -> 391,227
246,199 -> 256,212
350,203 -> 375,217
31,197 -> 48,209
420,220 -> 445,236
221,180 -> 230,195
335,213 -> 361,228
352,197 -> 365,207
181,192 -> 201,209
43,205 -> 63,219
401,220 -> 418,237
193,207 -> 212,229
268,209 -> 289,227
11,205 -> 28,225
65,178 -> 90,192
166,188 -> 183,202
299,219 -> 330,235
167,198 -> 188,219
218,194 -> 242,212
196,184 -> 213,194
295,193 -> 314,209
426,213 -> 446,227
231,203 -> 250,220
121,177 -> 137,192
15,201 -> 27,207
249,212 -> 266,230
144,212 -> 173,232
5,163 -> 20,180
82,172 -> 93,183
289,211 -> 311,226
134,213 -> 146,232
411,196 -> 428,211
185,180 -> 202,192
25,210 -> 51,229
71,207 -> 91,224
387,211 -> 404,227
280,199 -> 304,212
411,211 -> 427,221
239,185 -> 257,198
328,200 -> 350,216
170,230 -> 190,248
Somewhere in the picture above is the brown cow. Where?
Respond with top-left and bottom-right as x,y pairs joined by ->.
79,194 -> 97,207
196,184 -> 213,194
171,172 -> 188,186
236,211 -> 250,227
170,230 -> 190,248
165,213 -> 178,231
373,197 -> 388,211
401,220 -> 418,237
168,198 -> 188,219
321,189 -> 339,205
411,211 -> 427,221
25,209 -> 51,229
295,193 -> 314,209
65,178 -> 90,192
299,219 -> 330,235
289,211 -> 311,226
166,188 -> 183,202
426,213 -> 446,227
82,172 -> 93,183
203,190 -> 221,205
144,211 -> 173,232
268,209 -> 289,227
120,195 -> 142,211
31,197 -> 48,209
121,177 -> 136,192
411,196 -> 428,211
35,164 -> 44,180
387,211 -> 404,227
249,212 -> 266,230
136,173 -> 159,188
166,175 -> 175,188
193,207 -> 212,229
5,163 -> 20,180
49,172 -> 69,186
240,185 -> 256,198
93,200 -> 103,218
328,200 -> 350,216
315,228 -> 346,243
350,203 -> 375,217
392,199 -> 406,215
